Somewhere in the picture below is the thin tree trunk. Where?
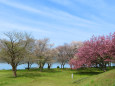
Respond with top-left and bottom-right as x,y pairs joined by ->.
96,63 -> 98,68
63,64 -> 64,69
109,62 -> 111,67
61,64 -> 62,69
104,63 -> 107,71
48,64 -> 51,69
27,62 -> 30,70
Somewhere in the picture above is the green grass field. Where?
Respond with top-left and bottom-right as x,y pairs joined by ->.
0,68 -> 115,86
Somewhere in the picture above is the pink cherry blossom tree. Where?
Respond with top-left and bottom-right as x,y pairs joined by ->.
69,33 -> 115,71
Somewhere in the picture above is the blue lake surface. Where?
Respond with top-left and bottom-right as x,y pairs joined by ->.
0,63 -> 70,70
0,63 -> 115,70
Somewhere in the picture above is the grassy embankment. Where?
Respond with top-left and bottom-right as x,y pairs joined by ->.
0,67 -> 115,86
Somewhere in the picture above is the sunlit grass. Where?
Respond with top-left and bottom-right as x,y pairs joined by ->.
0,68 -> 114,86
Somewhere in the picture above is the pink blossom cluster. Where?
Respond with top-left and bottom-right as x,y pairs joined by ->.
69,33 -> 115,69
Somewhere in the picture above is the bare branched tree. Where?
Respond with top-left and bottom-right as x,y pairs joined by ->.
0,32 -> 33,77
56,41 -> 83,69
66,41 -> 83,60
22,38 -> 36,70
56,45 -> 68,69
34,38 -> 54,71
46,45 -> 57,69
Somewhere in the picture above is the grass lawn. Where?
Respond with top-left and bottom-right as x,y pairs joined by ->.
0,67 -> 115,86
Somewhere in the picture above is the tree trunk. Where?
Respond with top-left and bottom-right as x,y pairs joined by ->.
39,63 -> 44,72
109,62 -> 111,67
40,66 -> 43,72
27,62 -> 30,70
104,63 -> 107,71
96,63 -> 98,68
101,62 -> 106,72
13,70 -> 17,77
62,64 -> 65,69
61,64 -> 62,69
39,64 -> 41,68
48,64 -> 51,69
12,65 -> 17,77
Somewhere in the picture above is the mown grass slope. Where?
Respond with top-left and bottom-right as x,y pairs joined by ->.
0,68 -> 114,86
77,68 -> 115,86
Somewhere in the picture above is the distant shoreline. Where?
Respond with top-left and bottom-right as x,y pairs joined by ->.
0,63 -> 115,70
0,63 -> 70,70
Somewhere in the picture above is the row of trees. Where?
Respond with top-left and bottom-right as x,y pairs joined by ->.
69,33 -> 115,71
56,41 -> 82,69
0,31 -> 82,77
1,31 -> 115,77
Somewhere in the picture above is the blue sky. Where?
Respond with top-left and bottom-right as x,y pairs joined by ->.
0,0 -> 115,46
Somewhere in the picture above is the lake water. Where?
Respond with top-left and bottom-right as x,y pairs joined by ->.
0,63 -> 70,70
0,63 -> 115,70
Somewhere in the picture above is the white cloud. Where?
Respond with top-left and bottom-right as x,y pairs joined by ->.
0,0 -> 96,25
0,21 -> 51,36
49,0 -> 73,6
0,0 -> 43,14
0,0 -> 115,45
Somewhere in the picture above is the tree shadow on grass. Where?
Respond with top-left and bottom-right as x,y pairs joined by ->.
29,68 -> 62,73
74,67 -> 115,76
42,69 -> 62,73
7,72 -> 43,78
75,71 -> 103,76
8,69 -> 62,78
73,68 -> 103,76
17,72 -> 43,78
24,68 -> 62,73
